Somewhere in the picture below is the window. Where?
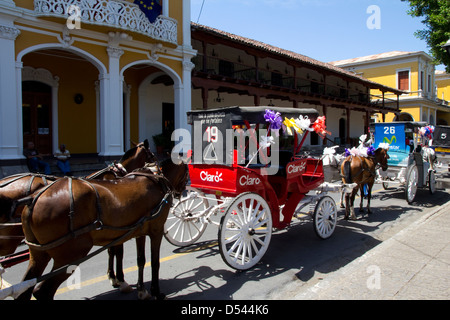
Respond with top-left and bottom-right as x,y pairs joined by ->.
397,70 -> 410,91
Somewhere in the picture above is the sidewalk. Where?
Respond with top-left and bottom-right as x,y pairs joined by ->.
292,200 -> 449,300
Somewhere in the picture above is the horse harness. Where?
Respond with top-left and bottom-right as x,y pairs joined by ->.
341,155 -> 379,185
0,173 -> 57,238
24,172 -> 173,252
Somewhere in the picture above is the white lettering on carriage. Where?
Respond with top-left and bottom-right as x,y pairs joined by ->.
200,171 -> 223,183
287,162 -> 306,174
239,175 -> 261,186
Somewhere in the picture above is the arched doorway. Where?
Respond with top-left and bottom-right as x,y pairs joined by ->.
394,113 -> 414,122
22,81 -> 52,154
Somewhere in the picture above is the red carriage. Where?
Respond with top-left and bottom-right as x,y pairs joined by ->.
164,107 -> 346,270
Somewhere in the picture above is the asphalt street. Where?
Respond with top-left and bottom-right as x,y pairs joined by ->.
1,180 -> 448,301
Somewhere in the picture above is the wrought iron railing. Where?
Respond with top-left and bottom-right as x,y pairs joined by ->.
34,0 -> 178,44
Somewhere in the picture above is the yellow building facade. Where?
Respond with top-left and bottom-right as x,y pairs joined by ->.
436,70 -> 450,111
0,0 -> 195,175
331,51 -> 450,125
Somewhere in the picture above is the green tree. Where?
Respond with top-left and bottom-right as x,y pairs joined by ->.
402,0 -> 450,72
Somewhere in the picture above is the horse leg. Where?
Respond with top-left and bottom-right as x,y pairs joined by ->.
135,236 -> 151,300
344,192 -> 350,220
359,185 -> 365,213
16,249 -> 51,300
366,183 -> 374,215
107,247 -> 117,287
33,238 -> 93,300
349,188 -> 358,221
112,244 -> 132,293
149,230 -> 165,300
340,191 -> 345,208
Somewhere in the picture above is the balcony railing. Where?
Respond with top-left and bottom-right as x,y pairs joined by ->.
34,0 -> 178,44
193,55 -> 373,105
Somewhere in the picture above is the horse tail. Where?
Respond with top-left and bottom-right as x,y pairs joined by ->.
342,159 -> 352,184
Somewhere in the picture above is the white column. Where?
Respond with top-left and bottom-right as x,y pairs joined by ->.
98,46 -> 124,157
0,24 -> 21,160
162,0 -> 169,17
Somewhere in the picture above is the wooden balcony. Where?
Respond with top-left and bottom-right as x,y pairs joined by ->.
192,54 -> 378,107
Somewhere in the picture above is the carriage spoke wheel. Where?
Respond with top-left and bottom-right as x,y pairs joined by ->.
218,193 -> 272,270
313,196 -> 337,239
405,165 -> 418,204
164,188 -> 209,247
428,170 -> 436,194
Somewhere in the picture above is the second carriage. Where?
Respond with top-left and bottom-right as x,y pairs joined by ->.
164,106 -> 353,270
371,121 -> 437,204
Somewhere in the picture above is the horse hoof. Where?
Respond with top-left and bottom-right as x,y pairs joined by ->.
350,216 -> 358,221
109,276 -> 119,288
118,281 -> 133,294
138,290 -> 152,300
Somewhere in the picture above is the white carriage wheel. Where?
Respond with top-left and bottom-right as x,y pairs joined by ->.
218,192 -> 272,271
428,170 -> 436,194
405,165 -> 418,204
164,188 -> 209,247
313,196 -> 337,240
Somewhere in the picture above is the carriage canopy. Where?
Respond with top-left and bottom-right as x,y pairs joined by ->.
188,106 -> 319,165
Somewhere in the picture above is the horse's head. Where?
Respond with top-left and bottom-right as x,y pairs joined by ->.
375,147 -> 389,171
159,158 -> 189,196
121,139 -> 158,172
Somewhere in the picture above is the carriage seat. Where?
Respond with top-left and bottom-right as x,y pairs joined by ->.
246,150 -> 293,177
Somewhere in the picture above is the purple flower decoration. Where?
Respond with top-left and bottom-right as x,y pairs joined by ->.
367,146 -> 376,157
264,109 -> 282,131
345,148 -> 351,157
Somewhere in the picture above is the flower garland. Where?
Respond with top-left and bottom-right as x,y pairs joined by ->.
264,109 -> 330,139
419,125 -> 434,140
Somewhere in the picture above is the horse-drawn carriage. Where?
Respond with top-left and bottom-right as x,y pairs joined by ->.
164,106 -> 355,270
371,121 -> 437,204
431,125 -> 450,170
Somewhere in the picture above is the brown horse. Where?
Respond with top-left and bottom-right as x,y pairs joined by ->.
106,157 -> 189,294
17,161 -> 188,300
0,174 -> 56,256
341,148 -> 389,220
0,140 -> 155,258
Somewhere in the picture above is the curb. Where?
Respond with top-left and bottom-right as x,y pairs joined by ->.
291,200 -> 450,299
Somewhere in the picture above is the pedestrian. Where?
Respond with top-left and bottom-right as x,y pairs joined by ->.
23,141 -> 52,175
54,143 -> 72,176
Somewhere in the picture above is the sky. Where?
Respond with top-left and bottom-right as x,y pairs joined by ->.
191,0 -> 446,71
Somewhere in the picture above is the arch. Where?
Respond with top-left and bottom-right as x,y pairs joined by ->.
121,59 -> 183,147
394,112 -> 414,122
120,59 -> 182,86
17,43 -> 107,75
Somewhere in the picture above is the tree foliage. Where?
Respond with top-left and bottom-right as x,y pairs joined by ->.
402,0 -> 450,72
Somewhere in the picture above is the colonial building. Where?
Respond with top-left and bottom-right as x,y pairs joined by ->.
331,51 -> 450,125
0,0 -> 195,176
436,70 -> 450,123
190,23 -> 402,147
